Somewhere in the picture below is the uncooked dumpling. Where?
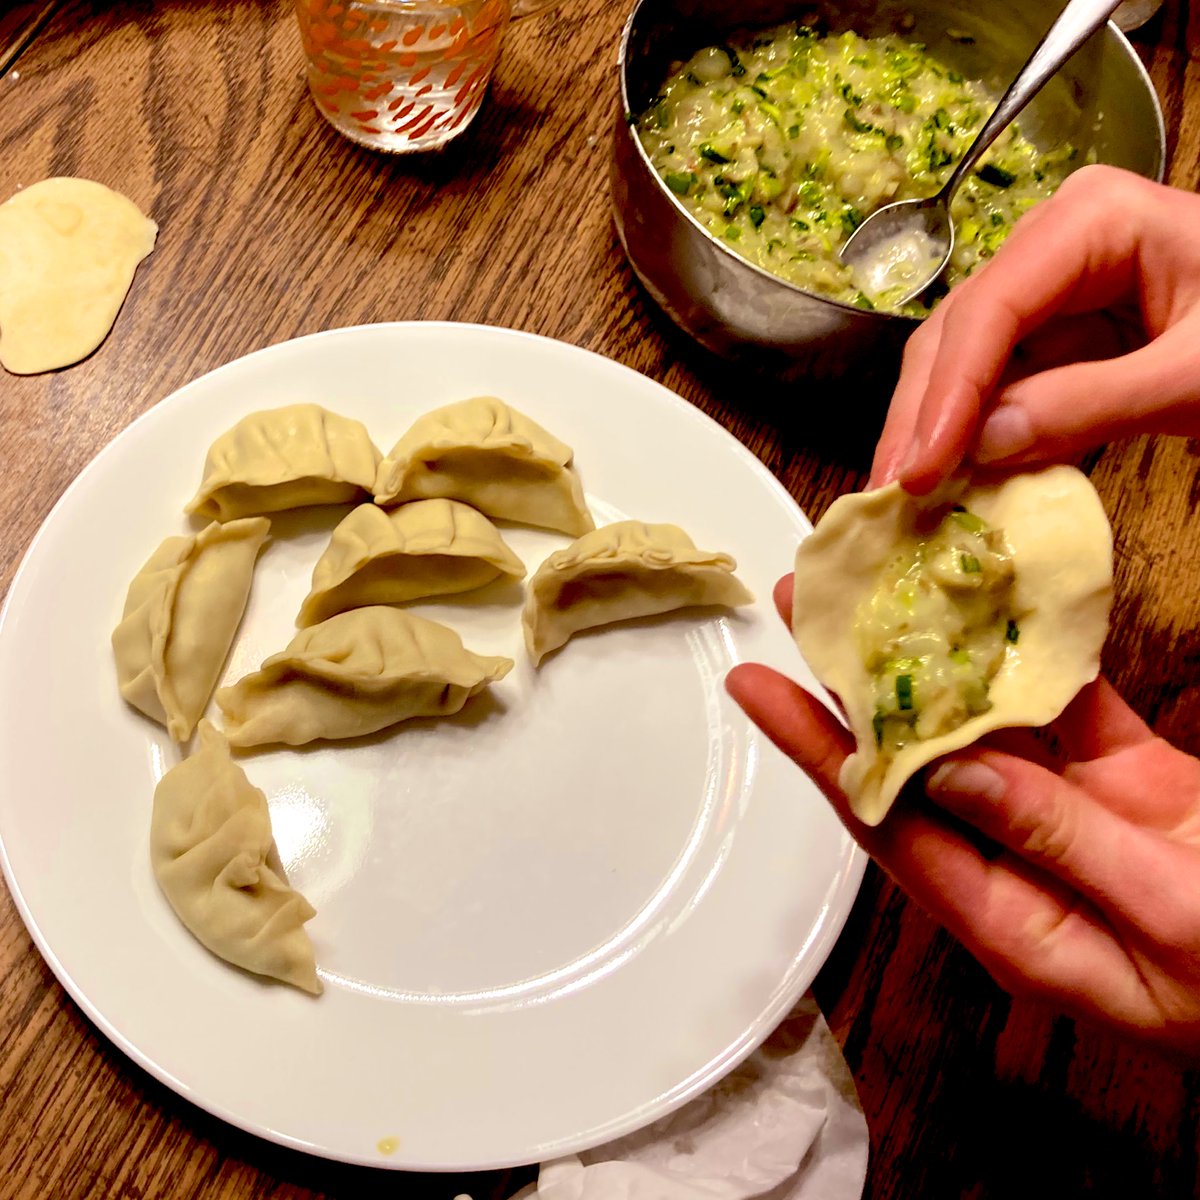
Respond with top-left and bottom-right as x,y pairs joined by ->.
151,721 -> 320,993
374,396 -> 594,536
522,520 -> 753,665
296,498 -> 525,626
187,404 -> 381,521
791,465 -> 1113,826
216,606 -> 513,747
112,517 -> 270,741
0,177 -> 157,375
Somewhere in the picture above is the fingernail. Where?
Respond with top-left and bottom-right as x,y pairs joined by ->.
975,404 -> 1034,464
927,759 -> 1006,804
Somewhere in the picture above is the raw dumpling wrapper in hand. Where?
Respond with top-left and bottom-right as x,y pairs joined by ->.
374,396 -> 595,536
151,721 -> 320,994
297,498 -> 525,626
112,517 -> 270,741
187,404 -> 381,521
791,465 -> 1113,826
0,177 -> 157,375
216,606 -> 513,747
522,520 -> 753,665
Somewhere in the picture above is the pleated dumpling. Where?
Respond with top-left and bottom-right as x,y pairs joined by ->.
151,721 -> 320,994
374,396 -> 594,536
187,404 -> 381,521
522,520 -> 754,665
112,517 -> 270,741
296,499 -> 525,627
216,606 -> 513,747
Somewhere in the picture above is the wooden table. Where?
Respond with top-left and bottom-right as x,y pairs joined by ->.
1,2 -> 1198,1196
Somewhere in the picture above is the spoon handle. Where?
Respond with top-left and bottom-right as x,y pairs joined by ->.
940,0 -> 1123,199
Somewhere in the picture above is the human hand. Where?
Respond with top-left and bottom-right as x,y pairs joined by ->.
871,166 -> 1200,494
727,575 -> 1200,1058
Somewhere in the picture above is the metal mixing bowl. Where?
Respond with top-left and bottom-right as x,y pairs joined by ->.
611,0 -> 1165,380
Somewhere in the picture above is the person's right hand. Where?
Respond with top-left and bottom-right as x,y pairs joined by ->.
871,165 -> 1200,494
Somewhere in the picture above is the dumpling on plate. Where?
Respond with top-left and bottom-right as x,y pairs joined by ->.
791,464 -> 1113,826
216,606 -> 513,747
296,498 -> 525,627
522,520 -> 753,665
151,720 -> 320,993
373,396 -> 594,536
186,404 -> 381,521
112,516 -> 270,741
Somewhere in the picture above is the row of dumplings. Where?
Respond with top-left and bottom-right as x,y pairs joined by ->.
186,394 -> 595,537
114,396 -> 755,743
113,396 -> 753,995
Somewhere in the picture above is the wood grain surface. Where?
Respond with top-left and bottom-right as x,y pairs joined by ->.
1,1 -> 1198,1197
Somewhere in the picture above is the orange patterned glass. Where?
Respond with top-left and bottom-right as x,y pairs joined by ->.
294,0 -> 537,152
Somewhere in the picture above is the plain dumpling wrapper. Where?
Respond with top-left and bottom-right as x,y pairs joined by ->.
522,520 -> 754,665
791,465 -> 1113,826
216,606 -> 513,747
0,177 -> 157,375
374,396 -> 595,536
296,498 -> 525,626
112,517 -> 270,741
151,721 -> 320,993
187,404 -> 382,521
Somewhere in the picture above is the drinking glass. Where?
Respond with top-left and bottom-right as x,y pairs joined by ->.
294,0 -> 556,152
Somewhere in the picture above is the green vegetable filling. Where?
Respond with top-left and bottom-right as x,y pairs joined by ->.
977,163 -> 1017,188
855,506 -> 1020,757
636,24 -> 1075,314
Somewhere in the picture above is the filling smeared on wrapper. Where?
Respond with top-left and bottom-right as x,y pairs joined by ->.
791,465 -> 1113,825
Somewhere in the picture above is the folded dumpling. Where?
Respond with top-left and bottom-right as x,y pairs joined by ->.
216,606 -> 513,747
791,465 -> 1113,825
374,396 -> 594,536
112,517 -> 270,741
187,404 -> 381,521
151,721 -> 320,993
296,499 -> 525,626
522,520 -> 754,665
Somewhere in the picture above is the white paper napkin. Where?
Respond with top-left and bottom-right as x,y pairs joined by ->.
502,993 -> 868,1200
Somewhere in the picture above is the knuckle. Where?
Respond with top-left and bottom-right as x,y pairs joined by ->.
1055,163 -> 1146,220
1014,783 -> 1079,864
981,902 -> 1081,1000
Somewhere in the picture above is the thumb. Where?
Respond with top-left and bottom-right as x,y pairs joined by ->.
974,324 -> 1200,466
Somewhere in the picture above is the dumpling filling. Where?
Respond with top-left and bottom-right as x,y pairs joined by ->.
637,25 -> 1076,314
855,505 -> 1018,757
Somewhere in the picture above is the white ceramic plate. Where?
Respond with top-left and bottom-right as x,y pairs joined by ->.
0,324 -> 863,1171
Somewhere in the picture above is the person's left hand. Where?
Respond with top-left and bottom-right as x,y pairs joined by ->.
726,576 -> 1200,1058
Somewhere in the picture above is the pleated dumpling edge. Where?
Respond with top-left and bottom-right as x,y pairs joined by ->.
186,403 -> 381,521
151,720 -> 321,994
522,520 -> 754,665
112,516 -> 270,741
216,606 -> 514,747
296,498 -> 525,626
373,396 -> 594,536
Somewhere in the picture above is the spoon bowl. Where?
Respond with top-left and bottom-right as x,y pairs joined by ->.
841,198 -> 954,311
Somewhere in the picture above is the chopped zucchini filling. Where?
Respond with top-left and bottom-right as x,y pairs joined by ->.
637,25 -> 1078,315
855,507 -> 1019,756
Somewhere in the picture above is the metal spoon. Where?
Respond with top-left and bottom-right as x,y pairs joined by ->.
840,0 -> 1122,309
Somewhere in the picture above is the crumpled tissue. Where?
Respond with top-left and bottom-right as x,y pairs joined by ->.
506,993 -> 868,1200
